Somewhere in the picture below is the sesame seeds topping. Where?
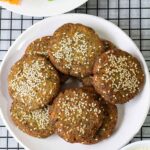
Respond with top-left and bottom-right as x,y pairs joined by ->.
52,32 -> 89,69
10,60 -> 46,100
9,56 -> 59,108
30,107 -> 50,130
52,31 -> 98,70
26,36 -> 51,57
100,52 -> 143,94
11,104 -> 51,131
28,51 -> 48,56
53,89 -> 103,137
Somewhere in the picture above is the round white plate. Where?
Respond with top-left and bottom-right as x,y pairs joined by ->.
0,14 -> 150,150
120,141 -> 150,150
0,0 -> 87,17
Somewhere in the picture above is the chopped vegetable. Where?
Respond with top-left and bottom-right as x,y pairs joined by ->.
0,0 -> 53,5
0,0 -> 20,4
9,0 -> 20,4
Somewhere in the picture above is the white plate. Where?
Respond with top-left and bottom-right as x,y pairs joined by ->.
0,14 -> 150,150
120,141 -> 150,150
0,0 -> 87,17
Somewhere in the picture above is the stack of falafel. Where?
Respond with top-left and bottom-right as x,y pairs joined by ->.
8,23 -> 145,144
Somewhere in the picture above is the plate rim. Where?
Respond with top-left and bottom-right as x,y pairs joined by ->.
0,0 -> 88,17
120,140 -> 150,150
0,13 -> 150,150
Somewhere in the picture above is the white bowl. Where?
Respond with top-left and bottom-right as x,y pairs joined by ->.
121,141 -> 150,150
0,0 -> 88,17
0,14 -> 150,150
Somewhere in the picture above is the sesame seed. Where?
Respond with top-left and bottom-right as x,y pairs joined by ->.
101,53 -> 142,94
52,32 -> 95,69
9,58 -> 57,106
13,105 -> 50,130
55,89 -> 102,137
